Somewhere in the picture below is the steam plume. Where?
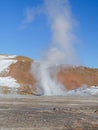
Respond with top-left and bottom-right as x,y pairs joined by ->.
43,0 -> 78,65
32,0 -> 79,95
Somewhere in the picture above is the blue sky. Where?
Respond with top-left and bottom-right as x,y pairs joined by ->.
0,0 -> 98,68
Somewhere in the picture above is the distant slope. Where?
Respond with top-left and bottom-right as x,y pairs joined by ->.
0,54 -> 98,95
0,55 -> 36,95
57,66 -> 98,90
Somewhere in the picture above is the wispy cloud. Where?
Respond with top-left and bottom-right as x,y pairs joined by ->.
20,6 -> 43,29
24,8 -> 35,23
20,7 -> 35,29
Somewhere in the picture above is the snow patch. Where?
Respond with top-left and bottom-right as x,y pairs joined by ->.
0,55 -> 17,73
0,55 -> 17,59
0,76 -> 20,88
0,60 -> 17,73
67,85 -> 98,96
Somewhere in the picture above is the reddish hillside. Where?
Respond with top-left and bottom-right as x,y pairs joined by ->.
57,66 -> 98,90
0,54 -> 98,95
0,55 -> 36,95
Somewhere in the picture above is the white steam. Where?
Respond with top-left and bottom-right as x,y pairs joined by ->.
32,62 -> 66,96
32,0 -> 79,95
43,0 -> 78,65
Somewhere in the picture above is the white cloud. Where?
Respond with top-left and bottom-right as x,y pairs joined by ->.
20,6 -> 43,29
20,7 -> 35,29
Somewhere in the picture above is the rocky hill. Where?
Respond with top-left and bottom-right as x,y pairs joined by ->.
57,66 -> 98,90
0,55 -> 36,95
0,54 -> 98,95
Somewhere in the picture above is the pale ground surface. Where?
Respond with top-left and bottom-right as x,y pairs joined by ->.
0,96 -> 98,130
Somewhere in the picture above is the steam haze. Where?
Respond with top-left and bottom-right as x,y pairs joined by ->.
43,0 -> 79,66
32,0 -> 80,95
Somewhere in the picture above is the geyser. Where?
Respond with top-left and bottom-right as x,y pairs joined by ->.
32,62 -> 66,95
31,0 -> 79,96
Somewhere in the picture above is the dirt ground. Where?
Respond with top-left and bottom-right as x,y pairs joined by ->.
0,96 -> 98,130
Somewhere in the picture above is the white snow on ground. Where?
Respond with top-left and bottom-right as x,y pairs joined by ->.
84,86 -> 98,95
0,55 -> 17,73
67,85 -> 98,96
0,55 -> 17,59
0,77 -> 20,88
0,60 -> 17,73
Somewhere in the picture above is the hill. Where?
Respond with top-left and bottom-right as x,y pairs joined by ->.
0,54 -> 98,95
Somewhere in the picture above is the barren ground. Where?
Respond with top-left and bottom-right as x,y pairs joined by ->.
0,96 -> 98,130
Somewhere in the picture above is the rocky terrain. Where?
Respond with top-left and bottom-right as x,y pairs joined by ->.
0,54 -> 98,95
0,96 -> 98,130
